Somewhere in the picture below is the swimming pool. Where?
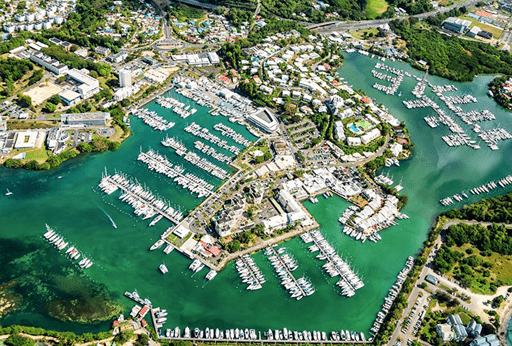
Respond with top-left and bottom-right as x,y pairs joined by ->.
349,123 -> 361,134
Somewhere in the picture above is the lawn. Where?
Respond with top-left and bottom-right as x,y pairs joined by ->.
461,16 -> 504,39
365,0 -> 388,19
9,146 -> 49,163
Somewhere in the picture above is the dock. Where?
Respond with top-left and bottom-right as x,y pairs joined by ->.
100,175 -> 181,225
267,246 -> 307,298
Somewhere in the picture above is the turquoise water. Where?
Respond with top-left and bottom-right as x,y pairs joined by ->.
1,55 -> 512,338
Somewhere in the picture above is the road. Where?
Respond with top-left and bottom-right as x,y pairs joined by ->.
311,0 -> 490,32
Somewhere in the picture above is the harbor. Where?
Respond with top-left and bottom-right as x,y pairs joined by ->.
98,171 -> 183,224
301,230 -> 363,297
4,51 -> 512,338
368,58 -> 512,151
265,245 -> 315,300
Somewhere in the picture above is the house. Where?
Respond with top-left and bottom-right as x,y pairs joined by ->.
390,142 -> 403,157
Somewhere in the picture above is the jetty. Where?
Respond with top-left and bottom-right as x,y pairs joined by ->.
98,173 -> 182,224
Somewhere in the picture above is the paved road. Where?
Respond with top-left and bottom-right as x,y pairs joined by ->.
312,0 -> 490,32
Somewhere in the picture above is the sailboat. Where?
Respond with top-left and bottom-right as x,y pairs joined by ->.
5,189 -> 12,196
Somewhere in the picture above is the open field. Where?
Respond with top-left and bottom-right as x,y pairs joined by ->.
25,82 -> 63,106
365,0 -> 388,19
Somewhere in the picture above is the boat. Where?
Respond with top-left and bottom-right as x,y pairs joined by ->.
206,269 -> 217,281
5,189 -> 12,196
163,244 -> 174,254
159,262 -> 168,274
149,215 -> 163,227
150,239 -> 165,250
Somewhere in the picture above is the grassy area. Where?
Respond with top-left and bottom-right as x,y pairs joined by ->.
166,232 -> 192,247
460,16 -> 504,39
349,28 -> 379,40
365,0 -> 388,19
7,120 -> 56,130
8,146 -> 49,163
444,243 -> 512,294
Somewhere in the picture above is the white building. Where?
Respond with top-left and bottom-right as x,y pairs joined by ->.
361,128 -> 381,145
390,142 -> 403,157
66,68 -> 100,99
119,69 -> 132,87
14,131 -> 38,149
247,108 -> 279,133
346,137 -> 361,146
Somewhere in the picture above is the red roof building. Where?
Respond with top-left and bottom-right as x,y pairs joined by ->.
138,305 -> 149,318
361,96 -> 372,103
396,138 -> 408,144
113,321 -> 120,327
141,319 -> 147,327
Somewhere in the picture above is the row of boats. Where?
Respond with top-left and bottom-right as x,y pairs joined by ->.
155,95 -> 197,119
98,172 -> 183,223
184,122 -> 241,155
370,256 -> 414,336
161,325 -> 367,342
212,123 -> 251,147
132,108 -> 175,131
162,136 -> 232,164
439,175 -> 512,206
183,151 -> 228,180
137,150 -> 213,198
187,258 -> 217,280
235,255 -> 265,290
302,230 -> 364,297
369,62 -> 510,151
265,245 -> 315,299
194,140 -> 231,163
371,63 -> 403,95
43,224 -> 93,269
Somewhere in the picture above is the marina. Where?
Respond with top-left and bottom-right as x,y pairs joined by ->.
132,108 -> 175,131
137,149 -> 214,198
184,122 -> 242,155
301,230 -> 363,297
235,255 -> 265,290
161,136 -> 229,179
264,245 -> 315,300
98,171 -> 183,224
368,60 -> 512,151
156,95 -> 197,119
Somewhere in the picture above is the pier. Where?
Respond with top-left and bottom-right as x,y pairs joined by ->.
266,246 -> 311,299
303,230 -> 364,297
99,174 -> 182,224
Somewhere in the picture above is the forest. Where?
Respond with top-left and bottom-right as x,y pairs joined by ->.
0,58 -> 34,84
441,191 -> 512,222
390,17 -> 512,82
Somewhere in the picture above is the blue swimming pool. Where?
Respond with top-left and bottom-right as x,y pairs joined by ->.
349,124 -> 361,134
